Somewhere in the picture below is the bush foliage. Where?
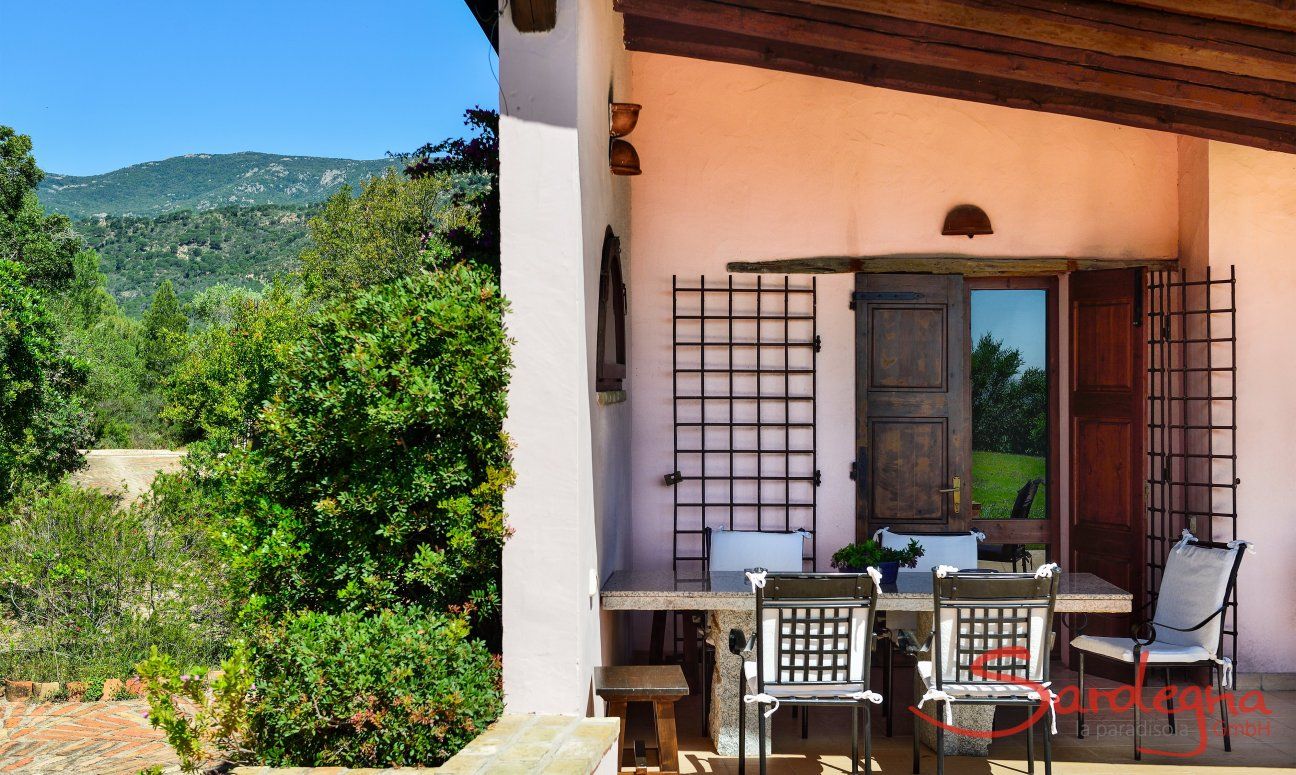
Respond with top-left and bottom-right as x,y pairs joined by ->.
219,264 -> 512,634
251,608 -> 502,767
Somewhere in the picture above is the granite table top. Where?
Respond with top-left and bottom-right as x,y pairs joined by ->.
601,569 -> 1131,613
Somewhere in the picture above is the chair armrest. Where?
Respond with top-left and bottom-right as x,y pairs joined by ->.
728,628 -> 755,656
1130,621 -> 1157,647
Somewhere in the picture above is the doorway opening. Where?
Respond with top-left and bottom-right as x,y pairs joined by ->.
966,277 -> 1057,563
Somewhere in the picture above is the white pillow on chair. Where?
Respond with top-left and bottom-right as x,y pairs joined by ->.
708,528 -> 807,573
875,527 -> 981,572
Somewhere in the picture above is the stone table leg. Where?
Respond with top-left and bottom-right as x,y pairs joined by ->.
911,611 -> 995,757
706,609 -> 769,757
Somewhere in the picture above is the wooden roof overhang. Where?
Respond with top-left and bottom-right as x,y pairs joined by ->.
613,0 -> 1296,155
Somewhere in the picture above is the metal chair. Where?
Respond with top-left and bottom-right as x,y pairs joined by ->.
729,572 -> 883,775
911,566 -> 1060,775
873,528 -> 987,737
977,478 -> 1044,571
1070,531 -> 1251,760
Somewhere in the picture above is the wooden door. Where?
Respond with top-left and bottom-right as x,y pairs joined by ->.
854,274 -> 971,539
1069,269 -> 1145,644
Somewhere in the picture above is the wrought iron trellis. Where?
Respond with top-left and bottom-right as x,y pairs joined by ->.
1146,265 -> 1239,664
668,275 -> 820,572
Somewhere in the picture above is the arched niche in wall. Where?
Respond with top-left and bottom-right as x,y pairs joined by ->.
596,226 -> 627,399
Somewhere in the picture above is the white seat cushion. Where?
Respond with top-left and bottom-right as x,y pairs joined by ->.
1071,634 -> 1212,664
917,660 -> 1041,698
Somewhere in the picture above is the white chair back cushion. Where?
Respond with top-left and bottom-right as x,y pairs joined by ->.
937,601 -> 1049,682
1152,542 -> 1237,654
759,605 -> 871,684
876,528 -> 980,572
709,529 -> 806,573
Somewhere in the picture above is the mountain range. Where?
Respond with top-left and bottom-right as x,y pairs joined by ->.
40,152 -> 396,219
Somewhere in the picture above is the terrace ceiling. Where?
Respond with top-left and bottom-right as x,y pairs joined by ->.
612,0 -> 1296,154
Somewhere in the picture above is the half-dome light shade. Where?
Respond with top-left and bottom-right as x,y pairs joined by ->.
942,204 -> 993,238
610,139 -> 642,176
610,103 -> 641,138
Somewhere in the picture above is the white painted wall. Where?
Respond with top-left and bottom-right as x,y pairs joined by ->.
498,0 -> 630,714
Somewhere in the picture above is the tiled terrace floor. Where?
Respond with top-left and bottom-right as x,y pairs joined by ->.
0,699 -> 179,774
624,666 -> 1296,774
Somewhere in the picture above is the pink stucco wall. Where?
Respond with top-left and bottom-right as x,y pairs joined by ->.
625,53 -> 1180,582
1202,143 -> 1296,673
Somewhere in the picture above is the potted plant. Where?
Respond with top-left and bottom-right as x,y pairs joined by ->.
830,538 -> 925,584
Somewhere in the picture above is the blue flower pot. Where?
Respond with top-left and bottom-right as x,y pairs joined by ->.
878,561 -> 900,585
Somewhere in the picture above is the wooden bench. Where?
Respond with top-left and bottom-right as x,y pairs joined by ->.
594,665 -> 690,775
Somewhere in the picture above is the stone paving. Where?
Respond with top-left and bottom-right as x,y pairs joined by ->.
0,700 -> 179,774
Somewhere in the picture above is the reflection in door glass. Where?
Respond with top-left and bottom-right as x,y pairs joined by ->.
970,290 -> 1047,521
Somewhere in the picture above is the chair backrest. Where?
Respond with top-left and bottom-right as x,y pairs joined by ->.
1152,539 -> 1246,656
875,527 -> 982,573
932,570 -> 1058,686
1010,478 -> 1044,519
755,573 -> 879,690
706,528 -> 807,573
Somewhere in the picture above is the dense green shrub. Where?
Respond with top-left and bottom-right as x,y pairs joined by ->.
218,263 -> 511,635
0,482 -> 228,682
250,607 -> 501,767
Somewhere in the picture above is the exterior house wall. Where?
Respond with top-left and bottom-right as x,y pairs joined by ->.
1203,142 -> 1296,674
498,0 -> 630,714
626,54 -> 1179,587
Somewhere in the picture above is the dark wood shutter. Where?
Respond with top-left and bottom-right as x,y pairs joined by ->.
854,274 -> 971,539
1069,269 -> 1145,641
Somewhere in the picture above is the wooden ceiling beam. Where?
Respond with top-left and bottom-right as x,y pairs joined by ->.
617,0 -> 1296,123
800,0 -> 1296,82
1116,0 -> 1296,33
623,16 -> 1296,154
724,254 -> 1181,276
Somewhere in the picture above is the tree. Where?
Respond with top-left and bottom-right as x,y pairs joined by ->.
0,127 -> 78,292
971,333 -> 1047,457
404,108 -> 499,275
0,259 -> 92,502
299,170 -> 471,299
141,280 -> 188,380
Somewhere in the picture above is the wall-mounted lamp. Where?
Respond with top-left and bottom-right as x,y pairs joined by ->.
942,204 -> 993,238
610,102 -> 642,176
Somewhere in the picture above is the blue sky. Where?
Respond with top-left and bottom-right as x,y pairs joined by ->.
0,0 -> 499,175
971,290 -> 1047,371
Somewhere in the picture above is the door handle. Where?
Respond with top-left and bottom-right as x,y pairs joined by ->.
938,476 -> 962,515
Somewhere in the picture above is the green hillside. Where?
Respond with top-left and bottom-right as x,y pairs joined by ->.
40,152 -> 396,219
76,205 -> 315,315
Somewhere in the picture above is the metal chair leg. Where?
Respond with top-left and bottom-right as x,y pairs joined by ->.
1043,702 -> 1053,775
936,723 -> 945,775
1164,667 -> 1176,733
884,636 -> 895,737
738,671 -> 746,775
1219,663 -> 1233,753
852,705 -> 860,775
1077,651 -> 1086,739
1026,706 -> 1035,775
758,702 -> 767,775
1134,680 -> 1142,761
864,703 -> 873,775
912,715 -> 922,775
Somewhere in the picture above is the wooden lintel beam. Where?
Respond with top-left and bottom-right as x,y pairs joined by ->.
617,0 -> 1296,122
803,0 -> 1296,80
623,17 -> 1296,155
1116,0 -> 1296,34
725,254 -> 1181,276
